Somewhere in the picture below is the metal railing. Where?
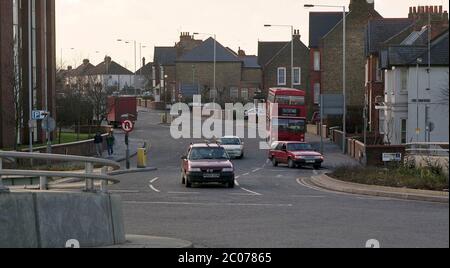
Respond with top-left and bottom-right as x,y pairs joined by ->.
405,143 -> 449,157
0,151 -> 121,193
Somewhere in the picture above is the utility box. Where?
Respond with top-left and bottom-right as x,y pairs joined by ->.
137,148 -> 147,168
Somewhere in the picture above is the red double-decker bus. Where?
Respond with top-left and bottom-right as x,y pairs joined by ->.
267,88 -> 307,143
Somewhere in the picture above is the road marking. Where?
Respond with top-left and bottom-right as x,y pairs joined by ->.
230,193 -> 259,196
243,173 -> 250,176
235,176 -> 241,179
149,184 -> 161,193
313,170 -> 319,176
168,192 -> 200,195
234,180 -> 240,187
150,177 -> 159,184
252,168 -> 262,173
109,190 -> 140,194
124,201 -> 292,208
239,187 -> 262,196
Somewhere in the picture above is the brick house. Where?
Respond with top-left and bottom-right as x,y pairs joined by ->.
365,5 -> 449,138
176,37 -> 261,103
308,12 -> 344,111
258,30 -> 310,111
321,0 -> 382,132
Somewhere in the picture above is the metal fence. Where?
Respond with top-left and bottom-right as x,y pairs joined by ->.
0,151 -> 121,193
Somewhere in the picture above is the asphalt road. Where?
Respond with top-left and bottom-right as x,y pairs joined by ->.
110,109 -> 449,248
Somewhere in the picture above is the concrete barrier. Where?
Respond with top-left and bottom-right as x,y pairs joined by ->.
0,191 -> 125,248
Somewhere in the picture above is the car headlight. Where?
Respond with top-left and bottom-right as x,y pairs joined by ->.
222,168 -> 234,172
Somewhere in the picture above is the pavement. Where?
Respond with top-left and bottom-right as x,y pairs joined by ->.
106,109 -> 448,248
101,132 -> 144,163
102,235 -> 193,248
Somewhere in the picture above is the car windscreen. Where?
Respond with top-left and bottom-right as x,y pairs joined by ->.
220,138 -> 241,145
189,147 -> 229,160
287,143 -> 313,151
275,95 -> 305,106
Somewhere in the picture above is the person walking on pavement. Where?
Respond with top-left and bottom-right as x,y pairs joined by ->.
94,132 -> 104,157
106,131 -> 116,156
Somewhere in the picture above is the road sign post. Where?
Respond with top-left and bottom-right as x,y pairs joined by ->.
122,120 -> 134,170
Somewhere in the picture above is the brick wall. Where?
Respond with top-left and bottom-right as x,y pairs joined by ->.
321,3 -> 381,123
263,39 -> 310,97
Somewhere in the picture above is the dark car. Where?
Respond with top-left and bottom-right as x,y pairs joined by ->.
181,143 -> 235,188
269,141 -> 324,169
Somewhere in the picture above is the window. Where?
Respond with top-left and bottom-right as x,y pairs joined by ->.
275,95 -> 305,106
401,68 -> 408,92
293,68 -> 301,85
401,119 -> 407,144
314,83 -> 321,105
277,67 -> 286,86
365,62 -> 369,84
230,87 -> 239,99
210,89 -> 217,100
273,119 -> 306,133
241,88 -> 249,100
314,51 -> 321,71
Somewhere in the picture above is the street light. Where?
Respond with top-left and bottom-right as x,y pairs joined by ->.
416,57 -> 423,142
117,39 -> 137,95
193,32 -> 216,102
264,24 -> 294,88
304,3 -> 347,154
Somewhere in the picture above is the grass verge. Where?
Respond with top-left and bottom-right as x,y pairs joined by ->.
329,164 -> 449,192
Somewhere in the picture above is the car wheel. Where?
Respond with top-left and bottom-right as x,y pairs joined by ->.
239,153 -> 244,159
228,180 -> 235,188
272,157 -> 278,167
185,177 -> 192,188
288,158 -> 296,169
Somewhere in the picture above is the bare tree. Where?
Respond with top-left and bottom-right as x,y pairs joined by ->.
85,76 -> 108,126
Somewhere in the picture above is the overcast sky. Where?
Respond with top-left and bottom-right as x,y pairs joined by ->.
56,0 -> 449,70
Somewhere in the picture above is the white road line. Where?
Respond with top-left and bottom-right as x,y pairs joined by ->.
243,173 -> 250,176
252,168 -> 262,173
150,177 -> 159,184
230,193 -> 259,197
149,184 -> 161,193
235,176 -> 241,179
234,180 -> 240,187
109,190 -> 140,194
168,192 -> 200,195
240,187 -> 262,196
124,201 -> 292,207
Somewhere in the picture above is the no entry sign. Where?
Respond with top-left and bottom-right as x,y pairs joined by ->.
121,120 -> 134,133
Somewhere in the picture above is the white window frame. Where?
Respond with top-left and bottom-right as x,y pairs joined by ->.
293,67 -> 301,86
230,87 -> 239,99
400,68 -> 408,92
313,51 -> 321,71
277,67 -> 287,86
400,118 -> 408,144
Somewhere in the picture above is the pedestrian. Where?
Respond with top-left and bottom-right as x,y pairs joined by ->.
106,131 -> 115,156
94,132 -> 104,157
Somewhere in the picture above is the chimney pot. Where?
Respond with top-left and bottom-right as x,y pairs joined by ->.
439,6 -> 443,14
83,59 -> 89,65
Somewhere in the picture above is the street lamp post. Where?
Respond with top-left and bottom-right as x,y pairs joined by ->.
305,3 -> 347,154
194,32 -> 216,102
117,39 -> 137,95
416,58 -> 423,142
264,24 -> 294,88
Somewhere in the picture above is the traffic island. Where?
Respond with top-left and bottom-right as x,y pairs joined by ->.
310,174 -> 449,203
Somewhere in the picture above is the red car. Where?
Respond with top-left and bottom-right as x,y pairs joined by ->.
181,143 -> 235,188
269,141 -> 324,169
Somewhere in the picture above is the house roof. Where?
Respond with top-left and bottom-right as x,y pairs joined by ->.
401,26 -> 429,45
258,41 -> 288,67
309,12 -> 345,48
241,55 -> 260,68
384,29 -> 449,67
365,18 -> 414,56
89,57 -> 133,75
71,60 -> 96,77
177,37 -> 241,63
154,47 -> 177,66
135,62 -> 154,75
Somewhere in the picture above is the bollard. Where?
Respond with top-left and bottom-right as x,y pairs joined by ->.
0,158 -> 10,193
137,148 -> 147,168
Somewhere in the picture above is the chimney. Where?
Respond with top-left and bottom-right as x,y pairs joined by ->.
238,47 -> 246,57
104,56 -> 112,63
349,0 -> 374,12
142,57 -> 146,68
82,59 -> 89,65
293,29 -> 301,40
409,5 -> 449,38
67,66 -> 72,71
180,32 -> 193,42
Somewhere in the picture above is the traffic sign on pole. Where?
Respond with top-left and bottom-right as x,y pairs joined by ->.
121,120 -> 134,133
